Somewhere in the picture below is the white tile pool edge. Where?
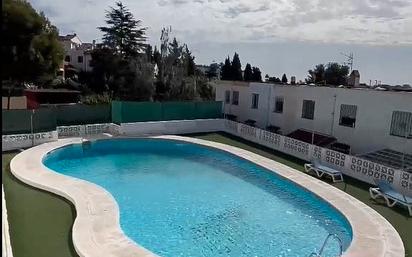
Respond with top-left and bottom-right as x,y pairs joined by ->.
9,136 -> 404,257
2,186 -> 14,257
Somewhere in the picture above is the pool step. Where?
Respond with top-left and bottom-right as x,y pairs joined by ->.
307,234 -> 343,257
81,139 -> 92,151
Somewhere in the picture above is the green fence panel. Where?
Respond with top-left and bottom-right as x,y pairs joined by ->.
112,101 -> 223,123
120,101 -> 163,122
2,110 -> 32,134
54,104 -> 111,126
161,102 -> 196,120
33,108 -> 57,133
194,101 -> 223,119
111,101 -> 122,124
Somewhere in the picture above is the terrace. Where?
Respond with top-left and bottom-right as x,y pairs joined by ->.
2,101 -> 411,257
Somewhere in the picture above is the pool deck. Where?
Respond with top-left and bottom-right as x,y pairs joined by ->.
9,136 -> 405,257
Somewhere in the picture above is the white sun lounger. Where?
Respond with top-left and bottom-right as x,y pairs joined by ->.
369,180 -> 412,216
304,161 -> 344,183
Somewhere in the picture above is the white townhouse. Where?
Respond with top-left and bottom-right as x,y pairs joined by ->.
59,34 -> 95,74
215,81 -> 412,155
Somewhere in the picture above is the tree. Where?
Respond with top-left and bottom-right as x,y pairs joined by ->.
2,0 -> 63,85
231,53 -> 243,81
307,63 -> 349,85
153,27 -> 210,101
267,76 -> 281,83
282,73 -> 288,83
206,63 -> 219,79
324,62 -> 349,85
307,64 -> 325,84
98,1 -> 147,58
252,67 -> 262,82
220,56 -> 232,80
194,73 -> 214,100
88,48 -> 122,93
153,46 -> 161,65
116,56 -> 154,101
91,2 -> 156,100
183,46 -> 196,76
145,44 -> 153,63
244,63 -> 253,81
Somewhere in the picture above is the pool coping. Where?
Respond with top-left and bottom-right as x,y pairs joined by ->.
9,136 -> 405,257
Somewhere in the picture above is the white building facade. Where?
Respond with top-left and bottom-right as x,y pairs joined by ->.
59,34 -> 94,73
216,81 -> 412,154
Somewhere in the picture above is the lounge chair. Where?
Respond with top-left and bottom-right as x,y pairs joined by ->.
369,180 -> 412,216
304,160 -> 344,183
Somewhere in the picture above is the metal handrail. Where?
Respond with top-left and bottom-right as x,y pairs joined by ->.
308,233 -> 343,257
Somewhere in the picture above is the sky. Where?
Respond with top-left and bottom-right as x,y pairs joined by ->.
30,0 -> 412,85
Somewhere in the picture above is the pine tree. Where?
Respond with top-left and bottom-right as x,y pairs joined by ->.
252,67 -> 262,82
220,56 -> 232,80
98,1 -> 147,57
282,73 -> 288,83
231,52 -> 243,81
244,63 -> 253,81
153,46 -> 161,65
145,44 -> 153,63
183,46 -> 196,76
169,38 -> 183,63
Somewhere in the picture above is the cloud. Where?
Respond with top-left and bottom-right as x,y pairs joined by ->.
223,2 -> 270,18
29,0 -> 412,45
157,0 -> 190,6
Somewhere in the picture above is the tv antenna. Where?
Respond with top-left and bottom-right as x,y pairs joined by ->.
340,52 -> 354,72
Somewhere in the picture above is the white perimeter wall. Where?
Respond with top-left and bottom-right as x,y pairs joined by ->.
2,120 -> 223,152
216,82 -> 412,154
119,119 -> 224,136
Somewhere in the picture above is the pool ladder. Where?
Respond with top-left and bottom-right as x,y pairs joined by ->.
307,234 -> 343,257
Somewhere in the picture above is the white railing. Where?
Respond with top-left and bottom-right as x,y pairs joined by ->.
57,123 -> 112,137
2,119 -> 410,196
2,131 -> 58,152
223,119 -> 412,196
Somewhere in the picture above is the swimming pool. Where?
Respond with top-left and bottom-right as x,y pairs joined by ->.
43,138 -> 352,257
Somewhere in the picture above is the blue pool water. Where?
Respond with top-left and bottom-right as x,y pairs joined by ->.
43,139 -> 352,257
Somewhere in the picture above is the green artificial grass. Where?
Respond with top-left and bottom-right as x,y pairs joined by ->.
2,152 -> 78,257
189,132 -> 412,256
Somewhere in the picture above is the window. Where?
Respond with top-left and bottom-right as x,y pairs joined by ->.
251,93 -> 259,109
232,91 -> 239,105
225,90 -> 230,104
78,56 -> 83,63
64,55 -> 71,62
390,111 -> 412,138
301,100 -> 315,119
339,104 -> 357,127
274,97 -> 284,113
